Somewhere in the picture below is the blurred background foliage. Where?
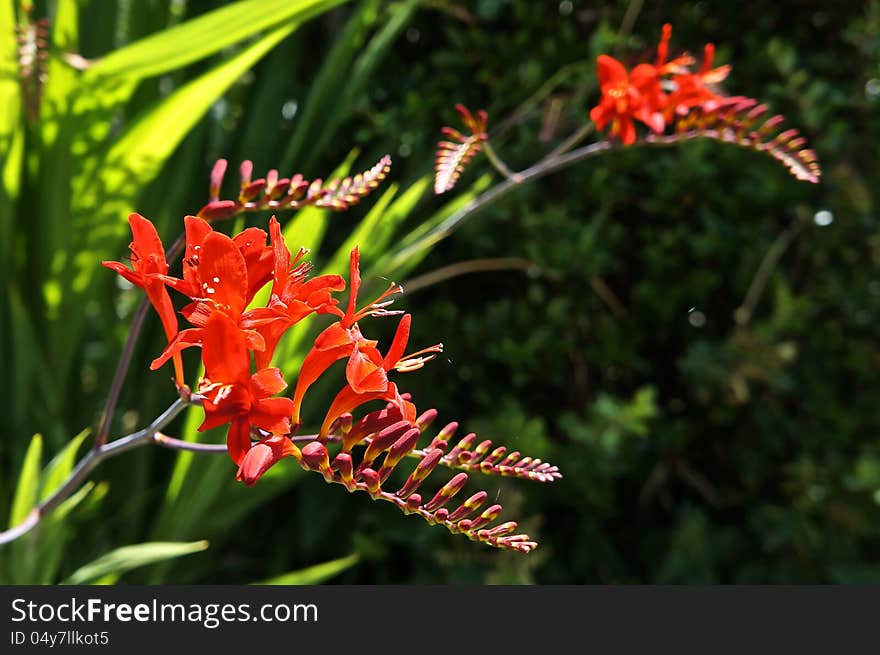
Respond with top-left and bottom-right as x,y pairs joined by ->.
1,0 -> 879,584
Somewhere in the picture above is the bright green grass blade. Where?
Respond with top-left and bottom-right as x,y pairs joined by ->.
61,541 -> 209,585
253,553 -> 359,585
40,0 -> 78,145
281,0 -> 381,172
39,429 -> 89,501
83,0 -> 350,83
302,0 -> 419,171
0,0 -> 23,266
8,433 -> 42,528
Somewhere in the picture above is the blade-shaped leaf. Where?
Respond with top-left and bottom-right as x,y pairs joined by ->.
8,434 -> 42,528
61,541 -> 209,585
84,0 -> 350,83
40,429 -> 89,501
253,553 -> 359,585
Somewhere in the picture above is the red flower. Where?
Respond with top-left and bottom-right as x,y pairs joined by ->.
666,43 -> 730,118
318,313 -> 442,438
290,246 -> 402,424
236,433 -> 300,487
102,213 -> 183,384
241,217 -> 345,369
151,223 -> 265,370
196,312 -> 296,467
590,23 -> 731,144
589,55 -> 665,145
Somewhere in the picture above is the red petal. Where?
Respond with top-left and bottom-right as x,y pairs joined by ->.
199,383 -> 252,430
150,327 -> 203,370
102,260 -> 143,288
236,434 -> 299,486
343,247 -> 361,325
597,55 -> 628,88
250,396 -> 294,434
250,367 -> 288,398
197,232 -> 249,317
319,384 -> 396,438
346,345 -> 388,394
226,417 -> 252,466
383,314 -> 411,369
269,216 -> 291,293
291,343 -> 352,422
201,312 -> 250,384
128,213 -> 168,276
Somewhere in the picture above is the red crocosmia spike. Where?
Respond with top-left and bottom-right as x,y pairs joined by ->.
102,213 -> 184,383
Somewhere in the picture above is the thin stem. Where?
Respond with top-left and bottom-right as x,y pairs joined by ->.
403,258 -> 534,295
617,0 -> 645,48
490,60 -> 591,140
734,216 -> 806,326
95,298 -> 149,448
482,141 -> 522,182
540,122 -> 595,162
386,139 -> 616,271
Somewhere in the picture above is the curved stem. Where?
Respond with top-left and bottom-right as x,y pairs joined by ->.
387,139 -> 615,271
403,258 -> 534,295
734,216 -> 806,326
482,141 -> 522,182
95,298 -> 150,448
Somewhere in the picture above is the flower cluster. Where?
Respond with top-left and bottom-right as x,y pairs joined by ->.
590,24 -> 730,145
104,211 -> 559,552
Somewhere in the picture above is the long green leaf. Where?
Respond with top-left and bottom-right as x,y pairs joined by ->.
0,0 -> 22,264
8,434 -> 42,528
61,541 -> 209,585
283,0 -> 418,172
84,0 -> 350,83
253,553 -> 359,585
40,429 -> 89,501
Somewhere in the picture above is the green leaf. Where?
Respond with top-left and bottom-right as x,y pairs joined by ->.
61,541 -> 210,585
0,0 -> 22,262
283,0 -> 418,172
253,553 -> 359,585
8,434 -> 42,528
84,0 -> 350,83
40,429 -> 89,501
374,174 -> 494,280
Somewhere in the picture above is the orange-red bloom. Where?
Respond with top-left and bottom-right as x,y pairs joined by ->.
590,23 -> 729,144
589,55 -> 665,145
241,217 -> 345,369
290,246 -> 402,424
196,312 -> 296,468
